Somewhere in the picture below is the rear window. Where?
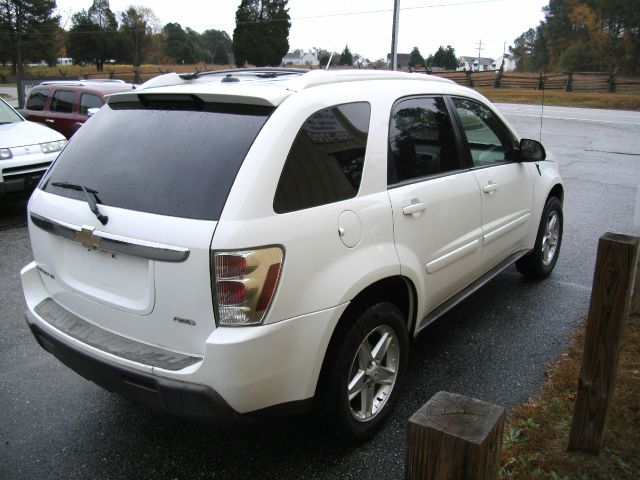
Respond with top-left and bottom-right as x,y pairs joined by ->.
26,89 -> 48,111
41,97 -> 273,220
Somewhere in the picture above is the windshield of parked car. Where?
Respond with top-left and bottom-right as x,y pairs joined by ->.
0,98 -> 23,124
40,96 -> 274,220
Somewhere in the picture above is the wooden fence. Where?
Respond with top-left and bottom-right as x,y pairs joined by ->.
7,65 -> 640,95
423,69 -> 640,94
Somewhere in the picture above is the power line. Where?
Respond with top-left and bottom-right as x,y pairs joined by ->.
0,0 -> 506,36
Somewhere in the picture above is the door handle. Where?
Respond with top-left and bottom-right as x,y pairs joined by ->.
45,119 -> 54,123
483,182 -> 498,195
403,202 -> 426,217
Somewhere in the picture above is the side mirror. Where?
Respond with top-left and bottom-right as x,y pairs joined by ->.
87,107 -> 100,116
518,138 -> 546,162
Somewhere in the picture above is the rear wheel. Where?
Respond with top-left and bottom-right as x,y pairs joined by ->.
516,196 -> 563,278
316,302 -> 409,439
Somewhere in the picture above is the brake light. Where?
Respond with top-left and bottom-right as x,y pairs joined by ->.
212,247 -> 283,326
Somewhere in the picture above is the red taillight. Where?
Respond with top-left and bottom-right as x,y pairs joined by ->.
212,247 -> 284,326
256,263 -> 282,312
215,254 -> 249,278
216,280 -> 248,305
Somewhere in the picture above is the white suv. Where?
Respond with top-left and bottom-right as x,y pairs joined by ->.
21,69 -> 563,438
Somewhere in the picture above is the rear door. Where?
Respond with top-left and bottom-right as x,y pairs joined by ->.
387,96 -> 483,316
449,97 -> 533,271
46,89 -> 77,138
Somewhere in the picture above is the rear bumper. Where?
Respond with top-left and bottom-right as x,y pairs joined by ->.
21,261 -> 345,423
26,312 -> 247,424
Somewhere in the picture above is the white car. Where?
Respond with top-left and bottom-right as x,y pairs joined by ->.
21,69 -> 563,438
0,97 -> 66,196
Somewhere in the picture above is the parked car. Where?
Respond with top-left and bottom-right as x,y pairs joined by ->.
0,97 -> 66,197
23,79 -> 135,138
21,69 -> 563,438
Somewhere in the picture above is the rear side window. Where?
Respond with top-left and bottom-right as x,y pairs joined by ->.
41,97 -> 273,220
50,90 -> 75,113
26,89 -> 49,111
273,102 -> 370,214
388,96 -> 462,185
80,93 -> 102,115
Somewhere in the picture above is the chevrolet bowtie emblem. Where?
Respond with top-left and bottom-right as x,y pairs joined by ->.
75,226 -> 101,249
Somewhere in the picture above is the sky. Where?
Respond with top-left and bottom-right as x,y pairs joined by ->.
54,0 -> 549,61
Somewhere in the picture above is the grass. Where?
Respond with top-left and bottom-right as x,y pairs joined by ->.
476,87 -> 640,111
499,318 -> 640,479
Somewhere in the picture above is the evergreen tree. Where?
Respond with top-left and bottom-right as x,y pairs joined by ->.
0,0 -> 60,74
429,45 -> 459,70
408,46 -> 424,68
162,23 -> 191,63
232,0 -> 291,67
67,0 -> 118,71
119,6 -> 155,66
340,45 -> 353,66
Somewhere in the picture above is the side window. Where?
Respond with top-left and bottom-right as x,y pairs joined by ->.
79,93 -> 103,115
388,96 -> 462,185
26,89 -> 49,111
273,102 -> 370,214
50,90 -> 75,113
452,97 -> 517,167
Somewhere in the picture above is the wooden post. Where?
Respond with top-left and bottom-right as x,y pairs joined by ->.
465,70 -> 474,87
564,71 -> 573,92
628,240 -> 640,323
406,391 -> 505,480
568,233 -> 639,455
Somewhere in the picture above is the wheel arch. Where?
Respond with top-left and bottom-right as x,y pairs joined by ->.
313,275 -> 416,396
548,183 -> 564,204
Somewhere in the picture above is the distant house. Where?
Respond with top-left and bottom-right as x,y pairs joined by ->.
386,53 -> 411,69
458,56 -> 495,71
282,51 -> 320,66
493,55 -> 516,72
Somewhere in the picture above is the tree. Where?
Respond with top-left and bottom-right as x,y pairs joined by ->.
427,45 -> 459,70
232,0 -> 291,67
201,29 -> 232,64
0,0 -> 60,74
511,0 -> 640,74
67,0 -> 118,71
408,46 -> 424,68
162,22 -> 190,63
119,6 -> 156,66
339,45 -> 352,66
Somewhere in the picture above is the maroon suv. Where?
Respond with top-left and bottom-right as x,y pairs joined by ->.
24,80 -> 135,139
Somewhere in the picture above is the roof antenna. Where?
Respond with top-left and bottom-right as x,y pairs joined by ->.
539,71 -> 545,142
325,0 -> 355,70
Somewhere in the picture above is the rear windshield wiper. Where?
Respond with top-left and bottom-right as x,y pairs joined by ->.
51,182 -> 109,225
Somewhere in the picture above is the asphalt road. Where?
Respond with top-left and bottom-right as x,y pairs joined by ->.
1,104 -> 639,479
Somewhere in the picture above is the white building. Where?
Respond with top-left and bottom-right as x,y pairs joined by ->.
458,56 -> 495,71
282,51 -> 320,66
493,55 -> 516,71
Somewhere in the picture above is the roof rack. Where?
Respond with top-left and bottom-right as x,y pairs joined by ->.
179,67 -> 309,80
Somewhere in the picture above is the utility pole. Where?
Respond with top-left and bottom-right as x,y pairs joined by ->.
475,40 -> 485,71
390,0 -> 401,70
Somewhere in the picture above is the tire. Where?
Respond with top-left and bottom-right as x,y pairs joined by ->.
516,196 -> 563,279
315,302 -> 409,439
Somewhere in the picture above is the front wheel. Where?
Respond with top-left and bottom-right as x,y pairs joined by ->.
316,302 -> 409,439
516,196 -> 563,278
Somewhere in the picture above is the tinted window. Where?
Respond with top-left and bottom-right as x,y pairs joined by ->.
51,90 -> 75,113
26,89 -> 48,111
388,96 -> 461,185
41,98 -> 273,220
452,97 -> 517,167
274,102 -> 370,214
80,93 -> 102,115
